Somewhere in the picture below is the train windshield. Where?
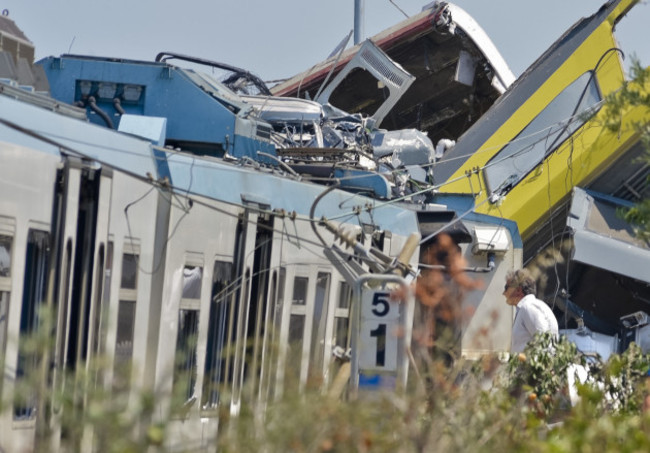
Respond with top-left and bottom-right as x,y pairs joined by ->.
484,71 -> 601,197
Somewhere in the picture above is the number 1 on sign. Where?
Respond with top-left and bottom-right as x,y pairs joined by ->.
369,323 -> 386,366
359,289 -> 399,371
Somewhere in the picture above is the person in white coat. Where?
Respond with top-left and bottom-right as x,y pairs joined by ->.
503,269 -> 558,353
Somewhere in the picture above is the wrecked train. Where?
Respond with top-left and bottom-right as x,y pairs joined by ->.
428,0 -> 650,355
0,7 -> 519,452
274,0 -> 650,363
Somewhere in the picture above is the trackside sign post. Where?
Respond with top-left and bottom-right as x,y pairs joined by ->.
350,274 -> 414,397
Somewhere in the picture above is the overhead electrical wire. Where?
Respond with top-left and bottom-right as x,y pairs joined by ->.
0,108 -> 554,279
0,49 -> 623,280
0,99 -> 593,243
0,116 -> 358,273
0,103 -> 570,307
531,47 -> 626,311
10,95 -> 602,219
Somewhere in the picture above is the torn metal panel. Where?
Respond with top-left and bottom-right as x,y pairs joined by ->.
241,43 -> 436,195
271,2 -> 514,147
241,95 -> 324,148
561,328 -> 618,361
315,40 -> 415,129
454,50 -> 476,87
371,129 -> 435,169
567,187 -> 650,284
241,95 -> 323,123
523,139 -> 650,265
156,51 -> 272,96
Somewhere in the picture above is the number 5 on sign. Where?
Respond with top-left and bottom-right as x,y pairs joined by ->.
359,291 -> 399,371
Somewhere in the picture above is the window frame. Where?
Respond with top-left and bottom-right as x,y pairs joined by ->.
0,233 -> 12,372
483,71 -> 603,198
173,263 -> 204,408
112,247 -> 140,394
14,229 -> 51,420
201,260 -> 234,413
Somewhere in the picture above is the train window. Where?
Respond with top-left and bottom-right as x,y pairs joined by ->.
91,245 -> 105,358
484,71 -> 602,197
98,242 -> 113,358
333,282 -> 353,350
0,235 -> 11,277
0,235 -> 10,381
182,266 -> 203,299
15,229 -> 51,420
113,301 -> 136,393
276,268 -> 286,328
173,265 -> 203,407
337,282 -> 352,310
120,253 -> 138,290
288,314 -> 305,343
286,277 -> 308,386
310,272 -> 331,374
292,277 -> 308,305
289,277 -> 308,338
55,240 -> 72,399
202,261 -> 233,411
329,282 -> 352,385
113,252 -> 139,394
0,291 -> 8,370
275,268 -> 287,322
286,314 -> 305,387
173,308 -> 200,405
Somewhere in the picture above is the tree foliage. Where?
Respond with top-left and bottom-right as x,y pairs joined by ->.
608,59 -> 650,241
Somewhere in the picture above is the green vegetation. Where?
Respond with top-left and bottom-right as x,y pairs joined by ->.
6,312 -> 650,452
5,48 -> 650,453
217,333 -> 650,452
218,53 -> 650,453
608,59 -> 650,241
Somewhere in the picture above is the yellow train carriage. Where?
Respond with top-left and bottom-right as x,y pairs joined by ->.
435,0 -> 649,242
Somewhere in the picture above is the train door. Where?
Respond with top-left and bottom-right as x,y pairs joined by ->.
229,209 -> 259,415
322,278 -> 353,387
7,157 -> 80,450
246,213 -> 276,405
65,163 -> 111,376
172,255 -> 204,407
307,270 -> 332,386
316,228 -> 388,391
49,159 -> 112,449
0,232 -> 10,378
201,259 -> 235,413
255,215 -> 288,405
43,158 -> 81,449
223,206 -> 282,414
277,266 -> 334,392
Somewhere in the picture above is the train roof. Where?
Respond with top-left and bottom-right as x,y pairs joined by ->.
271,2 -> 515,146
434,0 -> 637,182
0,89 -> 422,238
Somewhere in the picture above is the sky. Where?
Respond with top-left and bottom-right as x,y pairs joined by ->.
2,0 -> 649,84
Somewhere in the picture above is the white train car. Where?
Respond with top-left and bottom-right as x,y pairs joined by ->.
0,137 -> 63,450
0,75 -> 520,451
151,153 -> 421,450
0,88 -> 430,451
